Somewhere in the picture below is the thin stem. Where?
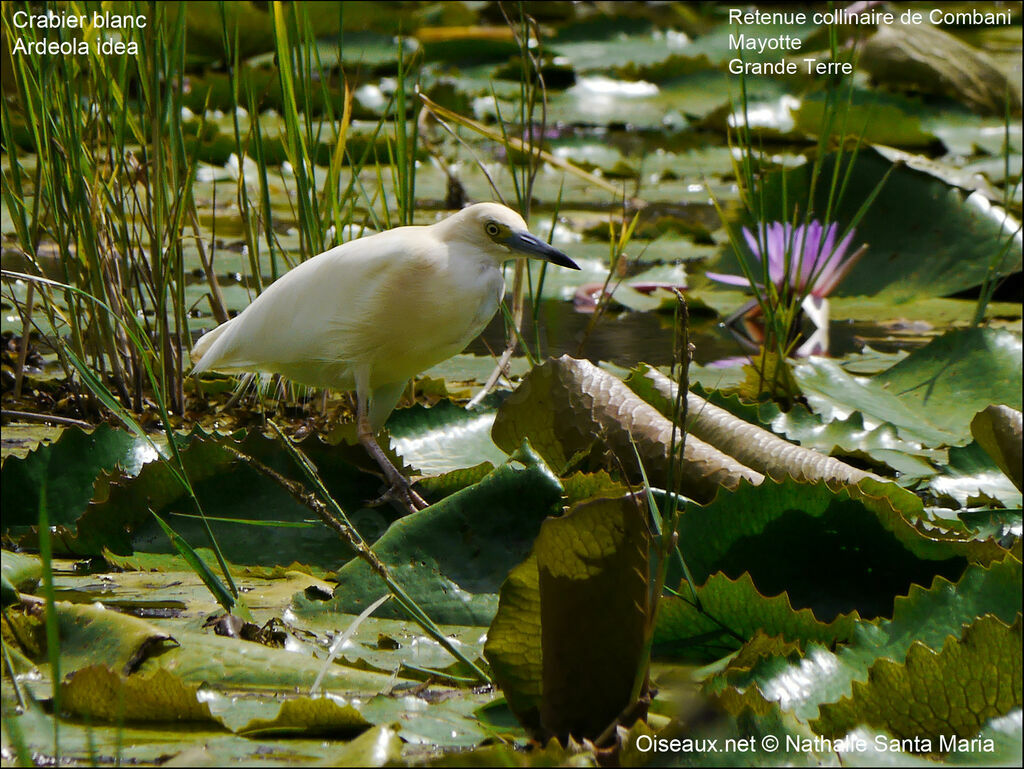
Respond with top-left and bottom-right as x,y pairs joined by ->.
256,422 -> 492,684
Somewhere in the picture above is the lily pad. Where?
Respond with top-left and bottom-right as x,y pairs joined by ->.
675,475 -> 983,623
794,327 -> 1023,448
2,424 -> 156,530
707,558 -> 1022,723
293,449 -> 564,626
971,405 -> 1023,491
715,148 -> 1023,299
387,399 -> 507,476
813,614 -> 1022,744
872,328 -> 1022,440
485,494 -> 650,740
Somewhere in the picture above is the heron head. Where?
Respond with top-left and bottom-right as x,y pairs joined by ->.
451,203 -> 579,270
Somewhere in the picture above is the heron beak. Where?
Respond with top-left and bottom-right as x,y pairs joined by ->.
505,231 -> 580,270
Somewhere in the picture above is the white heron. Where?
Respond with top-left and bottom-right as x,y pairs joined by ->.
192,203 -> 579,511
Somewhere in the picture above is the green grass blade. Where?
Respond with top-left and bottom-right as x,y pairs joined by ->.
150,511 -> 237,615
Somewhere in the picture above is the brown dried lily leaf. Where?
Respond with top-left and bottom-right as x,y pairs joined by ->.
61,665 -> 212,723
536,494 -> 650,741
485,494 -> 652,741
492,356 -> 762,503
971,405 -> 1023,492
629,365 -> 889,490
860,22 -> 1020,116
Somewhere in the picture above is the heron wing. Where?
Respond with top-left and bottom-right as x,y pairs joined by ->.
190,229 -> 434,389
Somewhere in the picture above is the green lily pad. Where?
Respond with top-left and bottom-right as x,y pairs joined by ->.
73,429 -> 387,569
715,148 -> 1023,299
485,494 -> 650,740
971,405 -> 1023,492
1,549 -> 42,595
675,475 -> 987,623
873,328 -> 1022,441
359,690 -> 496,748
708,558 -> 1022,724
931,441 -> 1023,508
794,328 -> 1023,448
550,17 -> 693,76
0,422 -> 64,461
294,449 -> 564,626
1,697 -> 240,765
655,571 -> 859,660
794,89 -> 941,148
484,556 -> 543,731
535,495 -> 649,740
387,399 -> 507,476
2,424 -> 156,530
813,614 -> 1022,745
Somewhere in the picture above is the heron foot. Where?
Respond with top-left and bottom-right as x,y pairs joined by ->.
368,480 -> 429,514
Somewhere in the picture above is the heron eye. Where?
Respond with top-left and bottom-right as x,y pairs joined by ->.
485,222 -> 501,237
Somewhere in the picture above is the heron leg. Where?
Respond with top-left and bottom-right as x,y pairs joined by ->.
355,389 -> 428,514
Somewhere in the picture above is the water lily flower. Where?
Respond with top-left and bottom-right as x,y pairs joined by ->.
706,220 -> 865,299
707,220 -> 867,359
573,280 -> 687,313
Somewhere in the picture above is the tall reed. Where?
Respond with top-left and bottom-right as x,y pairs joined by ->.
721,24 -> 888,398
2,0 -> 200,415
972,91 -> 1023,326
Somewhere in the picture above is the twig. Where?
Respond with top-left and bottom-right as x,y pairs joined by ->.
1,409 -> 94,429
224,433 -> 492,684
14,281 -> 34,399
598,292 -> 696,747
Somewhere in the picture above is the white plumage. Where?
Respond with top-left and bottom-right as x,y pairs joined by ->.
192,202 -> 578,510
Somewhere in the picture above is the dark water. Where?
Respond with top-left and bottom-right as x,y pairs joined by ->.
467,300 -> 931,369
467,301 -> 736,368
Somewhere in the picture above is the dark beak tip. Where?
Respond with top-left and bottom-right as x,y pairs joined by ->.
548,251 -> 579,270
507,231 -> 579,270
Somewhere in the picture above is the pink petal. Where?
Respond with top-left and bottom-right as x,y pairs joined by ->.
819,222 -> 839,266
742,226 -> 762,260
803,221 -> 829,290
706,271 -> 757,288
816,241 -> 866,297
767,223 -> 788,286
815,227 -> 857,291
